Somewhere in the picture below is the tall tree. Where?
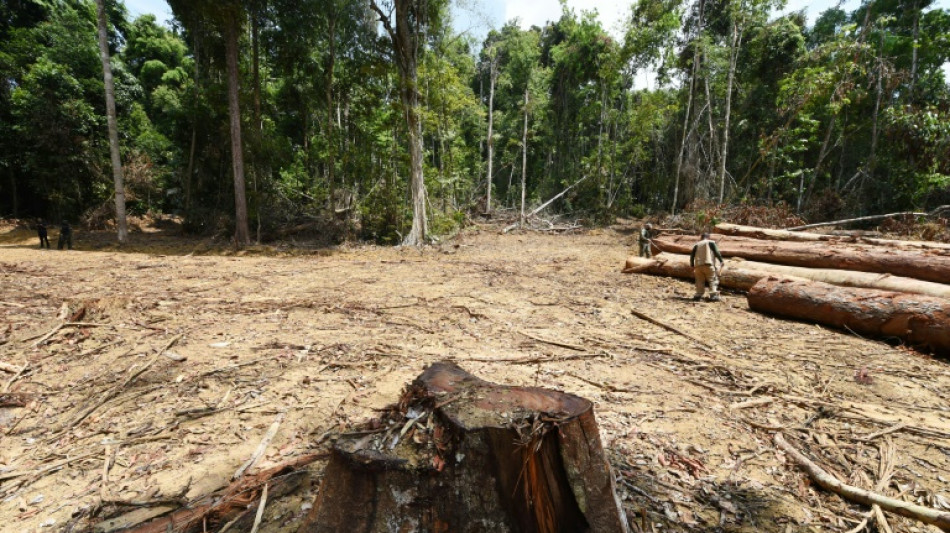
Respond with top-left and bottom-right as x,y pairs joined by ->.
482,44 -> 498,214
167,0 -> 251,245
369,0 -> 441,246
94,0 -> 128,243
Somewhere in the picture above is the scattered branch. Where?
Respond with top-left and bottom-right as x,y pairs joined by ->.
786,205 -> 949,231
774,433 -> 950,531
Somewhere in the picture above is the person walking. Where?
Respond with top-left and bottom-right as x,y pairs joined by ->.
638,223 -> 655,258
57,220 -> 72,250
37,221 -> 50,249
689,233 -> 724,301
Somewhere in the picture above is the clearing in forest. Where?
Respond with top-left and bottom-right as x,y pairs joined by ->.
1,222 -> 949,532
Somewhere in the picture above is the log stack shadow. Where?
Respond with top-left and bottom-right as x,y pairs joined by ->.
298,361 -> 630,533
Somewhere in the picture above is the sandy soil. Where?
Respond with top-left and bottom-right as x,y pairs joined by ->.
1,222 -> 949,532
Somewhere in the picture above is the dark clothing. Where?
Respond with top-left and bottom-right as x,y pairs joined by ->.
37,224 -> 49,249
57,223 -> 72,250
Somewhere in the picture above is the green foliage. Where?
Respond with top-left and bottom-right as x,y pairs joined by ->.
1,0 -> 948,236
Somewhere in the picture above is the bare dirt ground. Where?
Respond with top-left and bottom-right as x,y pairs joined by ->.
1,221 -> 949,532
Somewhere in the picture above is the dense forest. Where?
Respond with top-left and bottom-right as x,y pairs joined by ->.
1,0 -> 948,245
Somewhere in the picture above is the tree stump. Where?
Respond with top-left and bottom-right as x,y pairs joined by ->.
299,361 -> 629,533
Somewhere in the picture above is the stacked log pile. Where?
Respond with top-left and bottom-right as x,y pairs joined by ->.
625,225 -> 950,355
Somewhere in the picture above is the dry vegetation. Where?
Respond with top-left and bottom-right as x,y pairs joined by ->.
1,220 -> 949,532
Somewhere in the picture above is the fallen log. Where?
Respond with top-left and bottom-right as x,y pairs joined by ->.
774,433 -> 950,531
785,205 -> 949,231
652,235 -> 950,284
299,361 -> 629,533
748,277 -> 950,355
622,253 -> 950,299
715,223 -> 950,251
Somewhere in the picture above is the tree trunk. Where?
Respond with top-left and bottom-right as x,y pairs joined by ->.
800,112 -> 836,213
748,277 -> 950,355
520,85 -> 529,227
95,0 -> 128,244
9,170 -> 17,218
715,223 -> 950,250
910,0 -> 920,96
486,55 -> 497,215
652,235 -> 950,284
225,11 -> 251,246
718,20 -> 741,204
299,361 -> 630,533
369,0 -> 430,246
326,10 -> 336,211
672,0 -> 704,215
251,10 -> 261,128
623,253 -> 950,299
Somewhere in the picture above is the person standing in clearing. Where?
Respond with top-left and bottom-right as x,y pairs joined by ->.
689,233 -> 724,301
638,223 -> 655,258
37,221 -> 50,249
57,220 -> 72,250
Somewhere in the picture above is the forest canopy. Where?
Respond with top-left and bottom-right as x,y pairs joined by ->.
1,0 -> 948,244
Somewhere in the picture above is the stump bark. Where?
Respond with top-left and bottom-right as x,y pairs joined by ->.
299,361 -> 629,533
748,277 -> 950,355
652,235 -> 950,284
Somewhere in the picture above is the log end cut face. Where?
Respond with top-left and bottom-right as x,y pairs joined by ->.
418,360 -> 592,432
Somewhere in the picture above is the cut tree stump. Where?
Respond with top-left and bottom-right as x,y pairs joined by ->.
748,277 -> 950,355
652,235 -> 950,284
299,361 -> 629,533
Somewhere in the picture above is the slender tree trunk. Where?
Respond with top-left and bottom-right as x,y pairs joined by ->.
485,57 -> 496,214
9,171 -> 17,218
95,0 -> 127,244
702,54 -> 717,182
799,113 -> 836,212
718,20 -> 741,204
672,0 -> 704,215
326,10 -> 336,210
225,11 -> 250,246
251,11 -> 261,128
672,68 -> 695,216
909,0 -> 920,96
520,86 -> 529,227
185,126 -> 196,211
385,0 -> 428,245
866,34 -> 885,190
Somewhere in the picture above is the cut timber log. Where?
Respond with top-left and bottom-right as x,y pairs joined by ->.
748,277 -> 950,355
715,223 -> 950,251
622,253 -> 950,299
652,235 -> 950,284
622,254 -> 774,291
299,361 -> 629,533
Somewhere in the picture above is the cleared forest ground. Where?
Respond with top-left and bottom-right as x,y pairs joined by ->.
1,221 -> 949,532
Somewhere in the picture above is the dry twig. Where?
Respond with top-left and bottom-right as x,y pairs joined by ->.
233,413 -> 284,480
774,433 -> 950,531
